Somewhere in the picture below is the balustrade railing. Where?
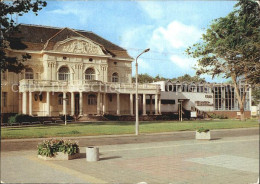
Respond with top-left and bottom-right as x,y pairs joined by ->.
19,79 -> 160,91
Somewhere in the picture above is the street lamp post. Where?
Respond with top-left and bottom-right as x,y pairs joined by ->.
135,48 -> 150,135
63,97 -> 68,125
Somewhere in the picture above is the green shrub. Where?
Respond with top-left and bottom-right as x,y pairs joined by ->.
197,127 -> 210,133
104,114 -> 119,121
209,113 -> 228,119
8,114 -> 35,124
60,115 -> 74,121
37,139 -> 79,157
8,115 -> 17,124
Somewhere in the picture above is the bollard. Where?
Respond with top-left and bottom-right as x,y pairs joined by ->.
86,146 -> 99,162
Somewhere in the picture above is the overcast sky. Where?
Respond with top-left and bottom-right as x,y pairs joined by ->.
18,0 -> 237,82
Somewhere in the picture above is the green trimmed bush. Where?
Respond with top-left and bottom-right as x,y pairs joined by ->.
8,114 -> 35,124
197,127 -> 210,133
37,139 -> 79,157
60,115 -> 74,122
209,113 -> 228,119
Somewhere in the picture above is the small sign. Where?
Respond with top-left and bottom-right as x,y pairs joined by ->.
191,111 -> 197,118
237,112 -> 241,115
195,101 -> 213,106
205,95 -> 213,98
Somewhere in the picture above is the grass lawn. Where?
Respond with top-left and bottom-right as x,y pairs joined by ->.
1,119 -> 259,139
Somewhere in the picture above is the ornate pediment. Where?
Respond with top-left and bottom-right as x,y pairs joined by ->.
53,37 -> 104,55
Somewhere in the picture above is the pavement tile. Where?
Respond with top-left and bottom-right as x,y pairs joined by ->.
1,134 -> 259,183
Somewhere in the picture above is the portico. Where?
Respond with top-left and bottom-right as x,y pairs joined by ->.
19,80 -> 160,117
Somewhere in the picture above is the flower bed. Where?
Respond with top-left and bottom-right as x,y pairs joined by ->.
37,139 -> 80,160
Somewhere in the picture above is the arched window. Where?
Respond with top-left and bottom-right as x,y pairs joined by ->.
88,94 -> 97,105
58,93 -> 69,105
85,68 -> 95,80
112,72 -> 119,82
58,66 -> 70,81
25,68 -> 34,79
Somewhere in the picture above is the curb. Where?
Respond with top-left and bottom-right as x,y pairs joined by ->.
1,127 -> 259,143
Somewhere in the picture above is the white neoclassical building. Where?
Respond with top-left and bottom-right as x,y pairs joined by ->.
1,24 -> 160,119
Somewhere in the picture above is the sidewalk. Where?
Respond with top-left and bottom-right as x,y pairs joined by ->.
1,134 -> 259,183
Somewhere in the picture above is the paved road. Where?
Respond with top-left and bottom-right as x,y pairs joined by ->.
1,127 -> 259,152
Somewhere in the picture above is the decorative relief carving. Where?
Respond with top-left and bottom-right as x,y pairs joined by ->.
100,65 -> 107,71
54,39 -> 103,55
47,62 -> 56,68
74,63 -> 83,69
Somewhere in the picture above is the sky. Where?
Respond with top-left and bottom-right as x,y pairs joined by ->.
17,0 -> 237,82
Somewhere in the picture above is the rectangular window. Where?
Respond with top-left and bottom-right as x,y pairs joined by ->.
88,95 -> 97,105
58,74 -> 69,81
2,71 -> 7,80
146,99 -> 175,105
25,73 -> 34,79
173,85 -> 177,92
58,95 -> 70,105
146,99 -> 154,104
182,84 -> 188,92
58,98 -> 63,105
200,86 -> 204,93
161,100 -> 175,104
3,92 -> 7,107
169,85 -> 173,91
214,87 -> 222,110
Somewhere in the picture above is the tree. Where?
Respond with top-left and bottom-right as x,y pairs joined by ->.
132,73 -> 154,83
132,73 -> 206,83
176,74 -> 206,83
251,87 -> 260,106
186,0 -> 260,120
0,0 -> 47,73
0,0 -> 47,124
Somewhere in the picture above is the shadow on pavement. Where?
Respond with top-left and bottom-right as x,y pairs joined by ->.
210,138 -> 222,141
100,156 -> 122,161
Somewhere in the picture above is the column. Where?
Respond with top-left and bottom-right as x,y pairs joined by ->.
117,93 -> 120,115
71,92 -> 75,116
150,95 -> 153,115
22,92 -> 27,114
29,92 -> 32,116
18,93 -> 22,114
97,92 -> 101,115
159,94 -> 161,115
221,87 -> 225,110
155,94 -> 158,115
103,93 -> 106,115
79,92 -> 83,115
46,91 -> 50,116
130,93 -> 134,116
143,94 -> 147,115
63,92 -> 66,115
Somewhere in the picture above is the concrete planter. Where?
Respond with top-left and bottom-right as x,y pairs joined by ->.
38,152 -> 80,160
86,147 -> 99,162
196,131 -> 211,140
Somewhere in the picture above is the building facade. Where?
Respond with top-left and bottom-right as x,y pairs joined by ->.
149,81 -> 252,118
1,24 -> 160,118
